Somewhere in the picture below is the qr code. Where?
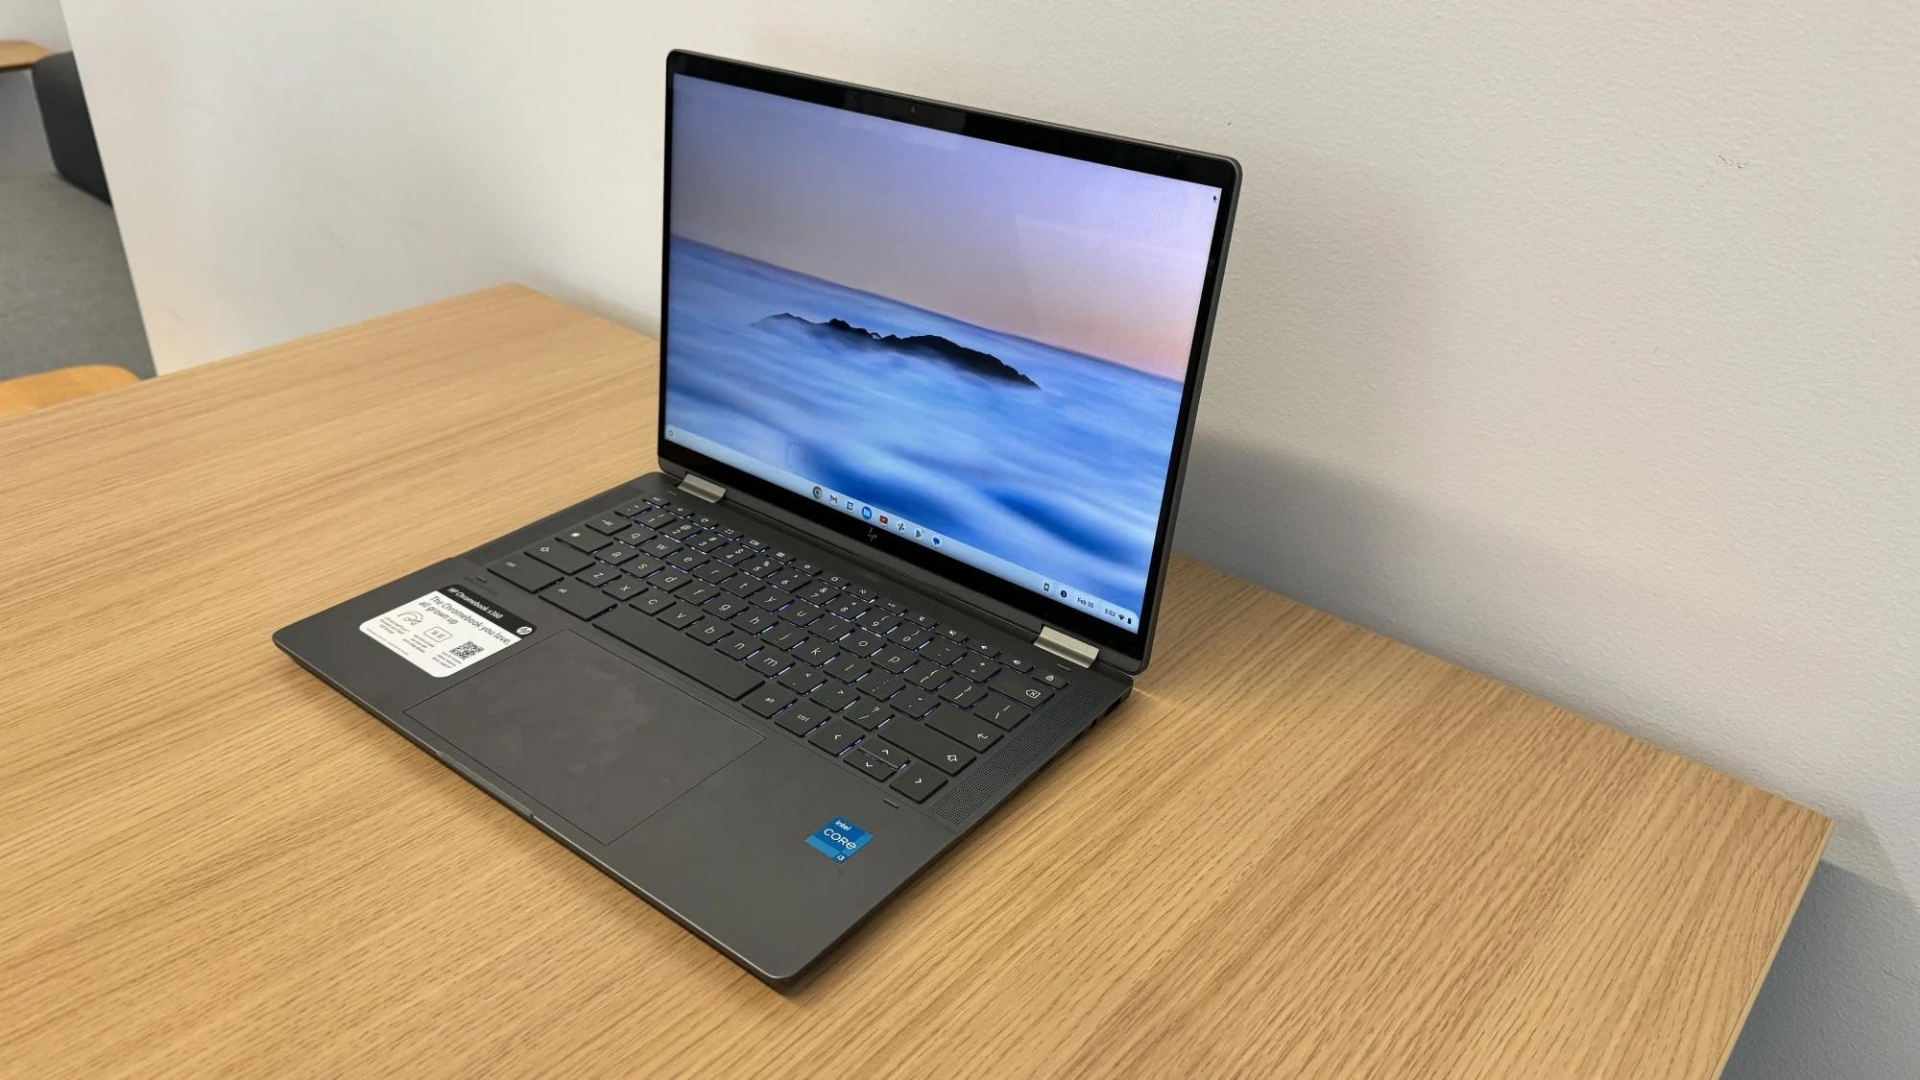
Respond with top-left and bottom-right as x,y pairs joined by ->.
447,641 -> 485,662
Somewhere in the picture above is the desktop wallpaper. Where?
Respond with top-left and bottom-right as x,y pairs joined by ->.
663,75 -> 1221,618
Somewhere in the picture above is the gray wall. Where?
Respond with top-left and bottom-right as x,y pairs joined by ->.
62,1 -> 1919,1073
0,0 -> 68,173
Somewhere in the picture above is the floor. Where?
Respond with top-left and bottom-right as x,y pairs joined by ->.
0,171 -> 152,381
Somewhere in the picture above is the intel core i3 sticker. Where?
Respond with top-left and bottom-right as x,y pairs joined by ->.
806,818 -> 872,862
359,586 -> 535,677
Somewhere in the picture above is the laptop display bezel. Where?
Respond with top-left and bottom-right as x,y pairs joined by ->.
658,50 -> 1238,673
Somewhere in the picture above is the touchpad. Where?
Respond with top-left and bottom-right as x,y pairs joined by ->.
408,631 -> 762,844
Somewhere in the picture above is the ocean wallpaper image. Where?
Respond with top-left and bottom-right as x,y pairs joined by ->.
664,237 -> 1184,615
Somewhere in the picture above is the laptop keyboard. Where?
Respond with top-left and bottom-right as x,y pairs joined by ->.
485,491 -> 1070,806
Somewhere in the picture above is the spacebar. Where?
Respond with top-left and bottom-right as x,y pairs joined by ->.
594,605 -> 763,701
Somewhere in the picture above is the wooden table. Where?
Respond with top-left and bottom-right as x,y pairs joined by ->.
0,40 -> 54,73
0,287 -> 1829,1078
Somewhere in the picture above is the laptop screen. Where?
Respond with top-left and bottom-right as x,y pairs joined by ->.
663,74 -> 1224,635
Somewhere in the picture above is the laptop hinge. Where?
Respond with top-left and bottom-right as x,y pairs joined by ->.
1035,626 -> 1098,669
677,473 -> 726,504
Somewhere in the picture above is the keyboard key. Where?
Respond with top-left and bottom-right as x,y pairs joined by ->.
703,595 -> 746,620
630,591 -> 674,616
685,619 -> 731,645
718,635 -> 756,659
810,684 -> 858,713
889,765 -> 946,802
798,582 -> 836,604
725,574 -> 766,597
777,665 -> 826,694
856,611 -> 898,633
752,587 -> 794,612
764,624 -> 806,650
640,537 -> 681,558
745,686 -> 795,718
843,701 -> 889,729
940,627 -> 968,644
990,670 -> 1054,705
668,550 -> 707,571
953,654 -> 1000,681
858,672 -> 906,701
874,646 -> 916,674
842,631 -> 885,657
694,561 -> 734,584
783,601 -> 823,626
808,615 -> 853,642
597,544 -> 638,565
577,564 -> 621,587
1034,669 -> 1071,690
490,555 -> 559,592
861,737 -> 911,770
771,570 -> 811,592
878,720 -> 974,775
540,581 -> 612,621
793,640 -> 837,667
927,704 -> 1002,751
748,650 -> 789,676
823,654 -> 872,683
941,680 -> 987,709
691,533 -> 727,552
1004,655 -> 1034,673
588,513 -> 629,535
617,526 -> 656,547
886,624 -> 931,649
613,501 -> 649,518
715,543 -> 753,565
560,526 -> 610,553
912,666 -> 951,691
969,641 -> 1001,658
844,749 -> 895,781
663,520 -> 699,540
527,541 -> 593,575
595,605 -> 762,700
826,596 -> 867,620
919,638 -> 965,666
638,509 -> 676,528
604,578 -> 644,601
891,687 -> 938,718
621,554 -> 665,578
776,702 -> 831,736
731,609 -> 776,634
648,568 -> 692,591
677,581 -> 718,605
977,695 -> 1031,730
660,606 -> 701,629
807,717 -> 863,755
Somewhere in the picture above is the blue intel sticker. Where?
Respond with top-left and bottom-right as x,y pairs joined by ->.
806,817 -> 872,862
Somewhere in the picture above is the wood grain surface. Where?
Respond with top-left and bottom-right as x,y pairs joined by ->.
0,39 -> 55,72
0,365 -> 140,419
0,286 -> 1828,1078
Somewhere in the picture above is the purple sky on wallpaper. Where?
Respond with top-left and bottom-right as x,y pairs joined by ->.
669,75 -> 1221,379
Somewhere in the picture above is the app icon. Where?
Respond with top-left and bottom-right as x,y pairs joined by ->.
861,506 -> 873,520
931,536 -> 941,546
913,528 -> 924,539
878,514 -> 889,525
812,485 -> 823,499
897,520 -> 907,532
829,493 -> 840,505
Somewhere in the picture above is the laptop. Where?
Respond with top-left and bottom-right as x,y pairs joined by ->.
275,50 -> 1239,985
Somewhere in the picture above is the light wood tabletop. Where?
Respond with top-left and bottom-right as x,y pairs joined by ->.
0,39 -> 54,73
0,365 -> 140,419
0,286 -> 1828,1078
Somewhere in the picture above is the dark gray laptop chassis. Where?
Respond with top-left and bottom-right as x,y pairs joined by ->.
275,471 -> 1129,985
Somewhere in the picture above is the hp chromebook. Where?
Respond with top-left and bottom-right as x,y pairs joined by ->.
276,51 -> 1239,984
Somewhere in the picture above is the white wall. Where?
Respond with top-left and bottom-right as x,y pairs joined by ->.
63,2 -> 1918,1073
0,0 -> 68,173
